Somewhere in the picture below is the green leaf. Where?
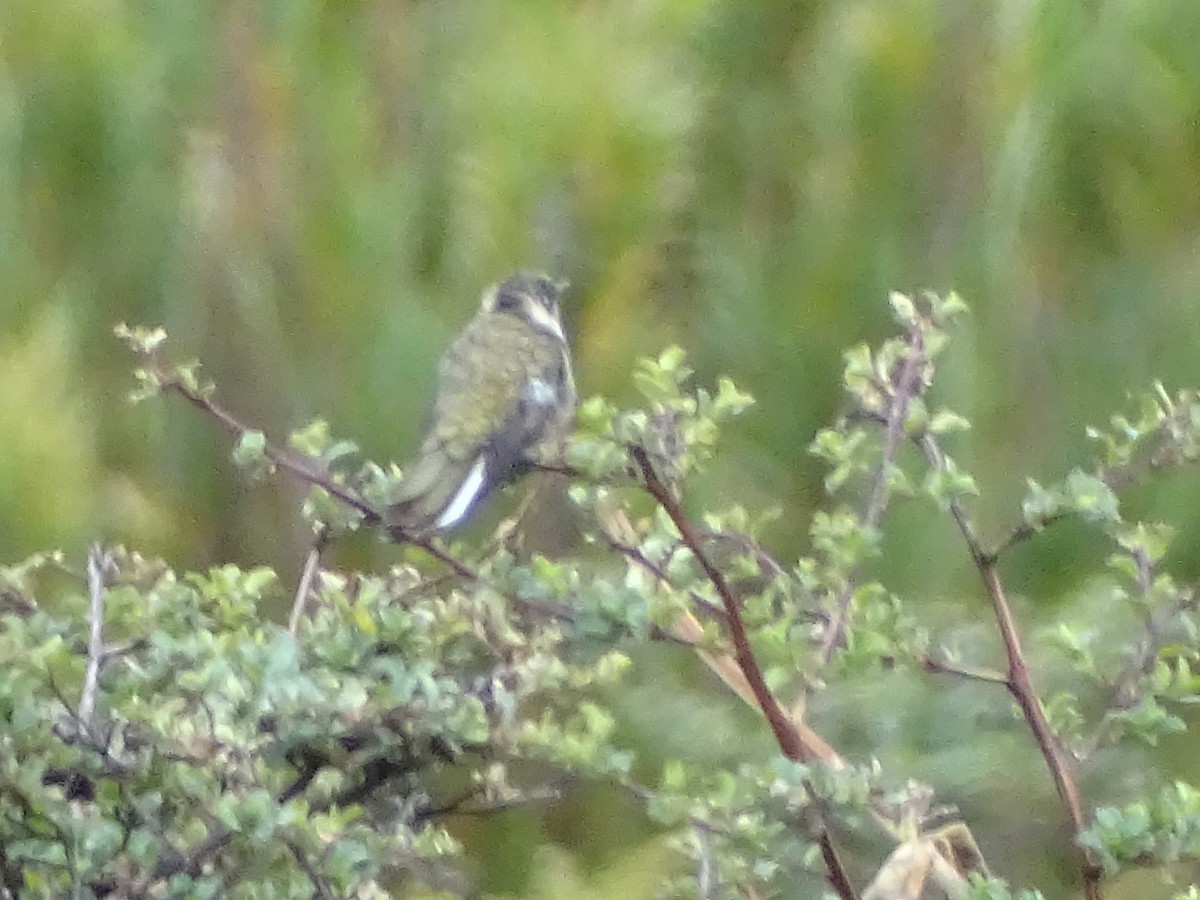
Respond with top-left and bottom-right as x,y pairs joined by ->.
114,322 -> 168,355
1021,478 -> 1062,530
927,408 -> 971,435
924,456 -> 979,510
1114,522 -> 1174,565
232,429 -> 275,480
1064,470 -> 1120,525
888,291 -> 917,325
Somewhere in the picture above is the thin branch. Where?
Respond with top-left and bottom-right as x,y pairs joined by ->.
80,544 -> 114,725
988,397 -> 1200,561
143,737 -> 444,889
1082,582 -> 1200,754
289,525 -> 330,635
916,432 -> 1103,900
820,324 -> 927,663
920,654 -> 1009,685
631,445 -> 857,900
600,508 -> 843,762
986,514 -> 1067,562
414,784 -> 563,823
632,445 -> 807,761
155,368 -> 378,522
284,839 -> 336,900
600,526 -> 730,629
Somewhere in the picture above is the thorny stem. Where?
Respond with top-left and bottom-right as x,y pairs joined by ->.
916,432 -> 1103,900
631,445 -> 858,900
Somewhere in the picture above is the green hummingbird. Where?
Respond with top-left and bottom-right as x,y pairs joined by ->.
386,272 -> 576,536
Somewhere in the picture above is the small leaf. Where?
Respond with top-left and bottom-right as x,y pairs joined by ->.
928,409 -> 971,435
889,291 -> 917,326
232,430 -> 276,480
1021,479 -> 1062,530
924,457 -> 979,510
1064,470 -> 1120,525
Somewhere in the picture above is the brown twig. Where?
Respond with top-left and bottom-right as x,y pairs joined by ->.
156,370 -> 378,522
603,513 -> 842,760
632,446 -> 810,761
986,514 -> 1067,562
630,444 -> 857,900
987,394 -> 1200,561
150,827 -> 233,881
1083,577 -> 1200,754
916,432 -> 1103,900
920,654 -> 1009,685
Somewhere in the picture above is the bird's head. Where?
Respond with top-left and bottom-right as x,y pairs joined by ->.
481,271 -> 568,341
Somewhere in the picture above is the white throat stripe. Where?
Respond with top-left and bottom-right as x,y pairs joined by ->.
526,303 -> 565,341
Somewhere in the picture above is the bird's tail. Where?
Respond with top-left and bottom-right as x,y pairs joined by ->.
385,448 -> 491,537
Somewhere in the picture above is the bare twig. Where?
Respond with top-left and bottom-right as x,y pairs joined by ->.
988,395 -> 1200,561
1083,581 -> 1200,754
820,324 -> 927,663
150,826 -> 233,881
920,654 -> 1009,685
80,545 -> 114,726
289,525 -> 330,635
916,432 -> 1103,900
631,445 -> 857,900
986,514 -> 1067,562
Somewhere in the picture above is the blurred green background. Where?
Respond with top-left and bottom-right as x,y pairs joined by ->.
4,0 -> 1200,895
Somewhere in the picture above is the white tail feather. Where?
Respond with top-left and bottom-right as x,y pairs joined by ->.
436,456 -> 488,529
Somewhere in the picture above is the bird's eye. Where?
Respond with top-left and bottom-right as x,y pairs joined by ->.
493,291 -> 522,312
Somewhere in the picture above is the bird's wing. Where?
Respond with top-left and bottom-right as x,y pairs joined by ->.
438,314 -> 570,466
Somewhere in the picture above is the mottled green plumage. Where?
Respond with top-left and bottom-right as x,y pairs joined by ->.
387,272 -> 575,536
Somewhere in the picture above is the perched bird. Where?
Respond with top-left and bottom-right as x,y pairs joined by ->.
386,272 -> 576,536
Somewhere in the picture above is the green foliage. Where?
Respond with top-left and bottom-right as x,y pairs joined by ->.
5,1 -> 1200,896
0,542 -> 635,896
12,292 -> 1200,898
1081,783 -> 1200,875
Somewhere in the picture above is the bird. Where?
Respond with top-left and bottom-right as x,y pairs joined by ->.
386,271 -> 576,537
